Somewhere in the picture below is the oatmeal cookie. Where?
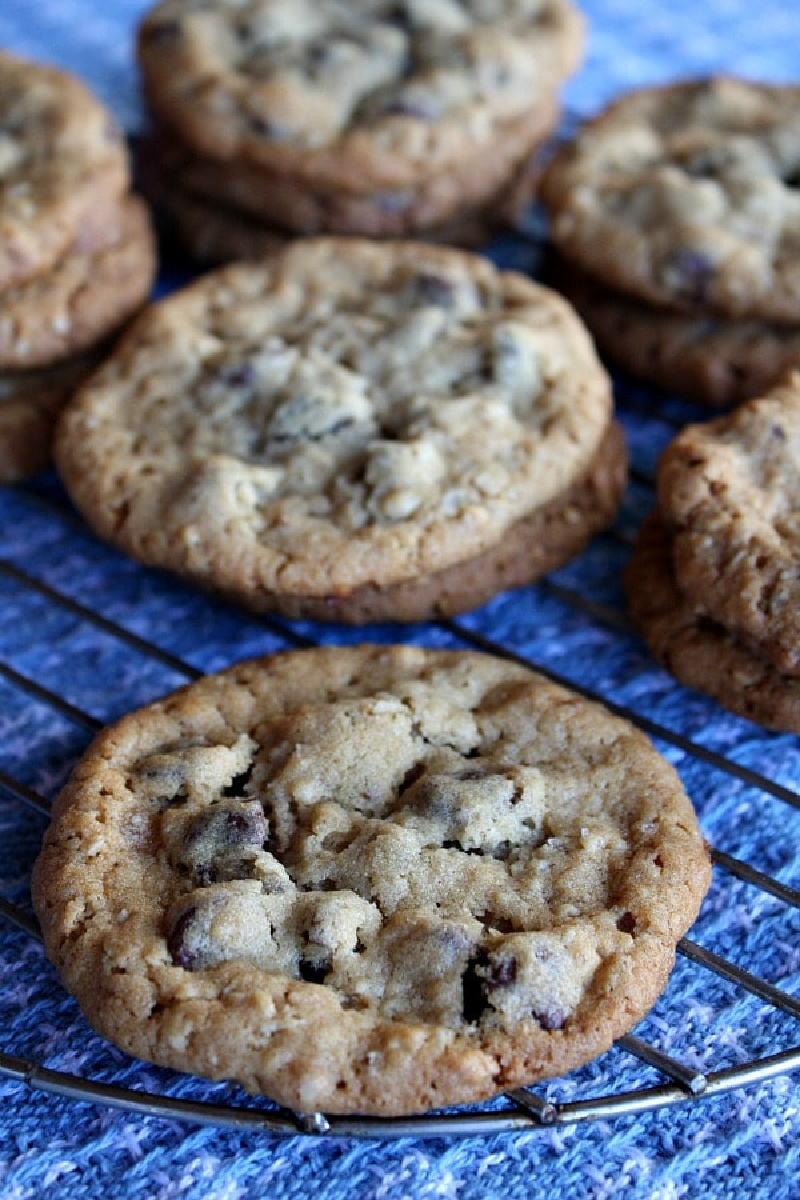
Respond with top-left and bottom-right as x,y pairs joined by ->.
32,645 -> 711,1115
658,375 -> 800,676
626,512 -> 800,732
137,0 -> 582,191
542,77 -> 800,323
0,51 -> 129,291
54,238 -> 619,621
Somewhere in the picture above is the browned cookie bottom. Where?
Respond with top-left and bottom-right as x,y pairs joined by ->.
551,258 -> 800,408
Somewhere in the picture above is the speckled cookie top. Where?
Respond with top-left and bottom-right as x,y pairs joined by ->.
0,196 -> 156,369
542,77 -> 800,323
658,373 -> 800,676
55,238 -> 612,600
32,645 -> 710,1115
137,0 -> 583,189
0,51 -> 129,291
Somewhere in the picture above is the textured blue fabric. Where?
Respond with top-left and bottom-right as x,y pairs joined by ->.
0,3 -> 798,1197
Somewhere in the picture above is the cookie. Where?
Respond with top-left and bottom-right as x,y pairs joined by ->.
0,51 -> 129,292
32,645 -> 711,1115
0,352 -> 101,483
0,196 -> 157,370
657,375 -> 800,676
137,0 -> 583,192
145,154 -> 539,266
625,512 -> 800,732
54,238 -> 619,622
542,77 -> 800,323
147,97 -> 557,237
550,257 -> 800,408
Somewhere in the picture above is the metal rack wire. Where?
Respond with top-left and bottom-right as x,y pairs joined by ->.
0,227 -> 798,1139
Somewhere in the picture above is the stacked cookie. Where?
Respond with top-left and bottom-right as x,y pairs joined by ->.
626,373 -> 800,732
54,238 -> 626,623
0,52 -> 157,483
136,0 -> 585,263
542,77 -> 800,408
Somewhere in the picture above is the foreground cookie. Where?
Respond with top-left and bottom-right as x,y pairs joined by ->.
658,376 -> 800,676
55,238 -> 623,622
32,645 -> 711,1115
0,51 -> 128,291
551,258 -> 800,408
542,77 -> 800,323
626,513 -> 800,732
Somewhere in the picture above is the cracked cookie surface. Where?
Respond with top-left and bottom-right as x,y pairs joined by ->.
658,375 -> 800,676
0,51 -> 129,292
54,238 -> 615,617
542,77 -> 800,323
32,645 -> 710,1115
137,0 -> 582,191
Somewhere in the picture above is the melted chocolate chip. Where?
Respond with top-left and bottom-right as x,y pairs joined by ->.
167,907 -> 198,970
299,959 -> 330,984
670,249 -> 715,303
616,911 -> 637,934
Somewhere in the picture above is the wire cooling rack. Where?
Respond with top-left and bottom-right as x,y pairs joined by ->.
0,217 -> 798,1141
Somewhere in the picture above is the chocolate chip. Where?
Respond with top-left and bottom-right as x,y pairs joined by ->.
616,911 -> 637,934
412,272 -> 457,308
167,907 -> 198,970
219,363 -> 256,390
299,959 -> 330,984
485,955 -> 517,988
670,249 -> 715,303
534,1006 -> 567,1031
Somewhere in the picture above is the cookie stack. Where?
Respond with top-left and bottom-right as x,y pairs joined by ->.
542,77 -> 800,408
0,52 -> 157,483
54,238 -> 626,623
136,0 -> 585,264
626,373 -> 800,732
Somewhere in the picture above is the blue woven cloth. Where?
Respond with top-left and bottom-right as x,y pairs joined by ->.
0,2 -> 798,1197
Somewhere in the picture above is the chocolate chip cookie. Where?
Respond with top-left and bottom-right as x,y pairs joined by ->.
32,645 -> 711,1116
542,77 -> 800,323
54,238 -> 624,622
0,51 -> 129,292
137,0 -> 583,192
657,375 -> 800,676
